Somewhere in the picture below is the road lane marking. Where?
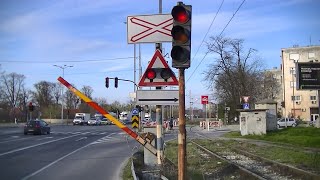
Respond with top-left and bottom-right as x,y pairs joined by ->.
75,137 -> 87,141
0,137 -> 32,144
36,137 -> 54,141
21,133 -> 116,180
90,132 -> 118,144
0,134 -> 79,157
21,142 -> 92,180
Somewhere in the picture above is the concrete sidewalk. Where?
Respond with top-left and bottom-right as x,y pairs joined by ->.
0,123 -> 25,128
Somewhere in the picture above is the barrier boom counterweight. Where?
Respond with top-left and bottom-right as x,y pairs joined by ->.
57,77 -> 157,155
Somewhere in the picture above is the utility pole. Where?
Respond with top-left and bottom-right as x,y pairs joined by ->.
155,0 -> 163,165
178,69 -> 186,180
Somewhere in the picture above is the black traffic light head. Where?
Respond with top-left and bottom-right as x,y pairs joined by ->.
105,77 -> 109,88
115,77 -> 118,88
145,68 -> 175,82
171,2 -> 192,69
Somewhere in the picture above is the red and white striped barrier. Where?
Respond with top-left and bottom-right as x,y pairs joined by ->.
200,121 -> 222,128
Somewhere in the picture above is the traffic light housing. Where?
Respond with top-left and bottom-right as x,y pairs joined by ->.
115,77 -> 118,88
145,68 -> 175,82
171,2 -> 192,69
28,102 -> 34,111
105,77 -> 109,88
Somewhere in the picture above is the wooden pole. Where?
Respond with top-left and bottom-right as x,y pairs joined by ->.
178,68 -> 186,180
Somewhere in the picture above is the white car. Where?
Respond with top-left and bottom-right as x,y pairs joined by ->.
88,118 -> 101,126
277,118 -> 297,128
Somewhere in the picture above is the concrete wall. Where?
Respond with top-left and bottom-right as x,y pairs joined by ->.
240,111 -> 267,136
42,119 -> 73,124
255,103 -> 277,131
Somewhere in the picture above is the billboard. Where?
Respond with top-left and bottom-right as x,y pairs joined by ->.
296,62 -> 320,90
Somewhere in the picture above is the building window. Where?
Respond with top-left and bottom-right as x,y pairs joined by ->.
289,53 -> 299,61
310,96 -> 317,100
290,67 -> 296,75
291,96 -> 301,101
290,81 -> 296,88
308,52 -> 315,59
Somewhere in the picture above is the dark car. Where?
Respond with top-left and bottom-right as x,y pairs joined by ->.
24,119 -> 51,135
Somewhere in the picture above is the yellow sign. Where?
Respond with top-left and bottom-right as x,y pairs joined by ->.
132,115 -> 139,128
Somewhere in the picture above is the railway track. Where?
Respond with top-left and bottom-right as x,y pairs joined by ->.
189,134 -> 320,180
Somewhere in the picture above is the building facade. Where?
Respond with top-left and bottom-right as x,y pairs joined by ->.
264,67 -> 283,117
281,46 -> 320,121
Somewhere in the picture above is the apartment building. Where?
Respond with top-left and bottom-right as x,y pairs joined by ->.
264,67 -> 283,116
281,46 -> 320,121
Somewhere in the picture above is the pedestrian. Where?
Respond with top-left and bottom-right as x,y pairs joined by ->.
169,117 -> 174,130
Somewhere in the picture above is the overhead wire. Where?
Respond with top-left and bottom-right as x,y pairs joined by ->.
0,57 -> 134,64
187,0 -> 246,83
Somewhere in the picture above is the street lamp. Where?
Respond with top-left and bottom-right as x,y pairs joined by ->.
53,64 -> 73,124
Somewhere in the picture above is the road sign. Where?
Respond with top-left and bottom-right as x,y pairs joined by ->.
297,62 -> 320,90
138,50 -> 178,87
201,95 -> 208,104
241,96 -> 250,103
243,103 -> 250,109
136,90 -> 179,105
132,115 -> 139,128
132,108 -> 139,115
127,14 -> 173,44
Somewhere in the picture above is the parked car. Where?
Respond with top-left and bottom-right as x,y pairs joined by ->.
24,119 -> 51,135
100,118 -> 112,125
309,119 -> 318,127
88,117 -> 101,126
277,118 -> 297,128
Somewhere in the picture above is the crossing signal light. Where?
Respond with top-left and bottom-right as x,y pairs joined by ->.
115,77 -> 118,88
105,77 -> 109,88
171,2 -> 192,69
145,68 -> 174,82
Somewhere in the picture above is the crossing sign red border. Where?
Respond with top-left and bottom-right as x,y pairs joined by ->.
138,50 -> 178,87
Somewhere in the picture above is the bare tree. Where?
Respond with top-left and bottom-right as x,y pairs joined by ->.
78,85 -> 93,112
32,81 -> 54,108
0,72 -> 26,108
259,71 -> 281,100
81,85 -> 93,99
65,87 -> 79,110
52,83 -> 61,105
204,36 -> 264,120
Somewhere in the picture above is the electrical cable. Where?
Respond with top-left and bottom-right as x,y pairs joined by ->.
187,0 -> 246,83
0,57 -> 134,64
191,0 -> 225,64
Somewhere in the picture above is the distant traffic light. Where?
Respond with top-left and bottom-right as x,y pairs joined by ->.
28,102 -> 34,111
171,2 -> 192,69
115,77 -> 118,88
145,68 -> 175,82
105,77 -> 109,88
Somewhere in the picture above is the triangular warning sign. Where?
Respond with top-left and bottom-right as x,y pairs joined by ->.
139,50 -> 178,87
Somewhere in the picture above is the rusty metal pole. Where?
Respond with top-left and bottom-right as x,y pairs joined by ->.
178,68 -> 186,180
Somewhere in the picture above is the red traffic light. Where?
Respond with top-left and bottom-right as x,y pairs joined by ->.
172,6 -> 189,24
146,69 -> 156,80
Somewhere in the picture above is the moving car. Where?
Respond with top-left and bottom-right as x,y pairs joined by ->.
24,119 -> 51,135
100,118 -> 112,125
88,117 -> 101,126
277,118 -> 297,128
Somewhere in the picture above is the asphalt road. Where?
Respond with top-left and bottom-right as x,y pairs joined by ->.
0,124 -> 140,180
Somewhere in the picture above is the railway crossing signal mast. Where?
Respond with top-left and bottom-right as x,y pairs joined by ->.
171,2 -> 192,69
171,2 -> 192,180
